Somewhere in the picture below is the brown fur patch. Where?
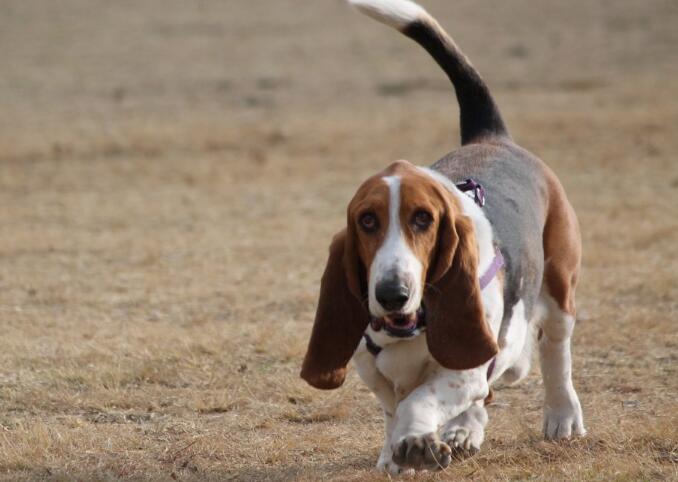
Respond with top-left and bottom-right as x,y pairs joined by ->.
542,168 -> 582,315
300,231 -> 370,389
422,184 -> 498,370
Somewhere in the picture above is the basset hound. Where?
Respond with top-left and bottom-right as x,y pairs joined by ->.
300,0 -> 585,474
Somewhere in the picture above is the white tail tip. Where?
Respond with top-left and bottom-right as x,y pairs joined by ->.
347,0 -> 427,30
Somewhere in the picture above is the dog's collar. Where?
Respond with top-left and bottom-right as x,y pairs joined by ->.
364,333 -> 383,356
363,178 -> 504,358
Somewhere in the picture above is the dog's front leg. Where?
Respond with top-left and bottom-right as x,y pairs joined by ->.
390,367 -> 489,471
440,401 -> 488,457
353,348 -> 414,475
375,411 -> 417,476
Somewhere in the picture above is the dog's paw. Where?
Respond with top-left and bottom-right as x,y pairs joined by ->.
391,433 -> 452,470
543,399 -> 585,440
440,404 -> 487,458
377,441 -> 415,476
441,426 -> 482,458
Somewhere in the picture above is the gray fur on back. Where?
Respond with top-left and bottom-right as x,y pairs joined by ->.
431,140 -> 548,336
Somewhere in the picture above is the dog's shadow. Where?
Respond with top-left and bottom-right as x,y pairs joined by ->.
224,453 -> 377,481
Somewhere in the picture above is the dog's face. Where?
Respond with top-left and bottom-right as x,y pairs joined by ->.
301,159 -> 498,389
347,161 -> 448,332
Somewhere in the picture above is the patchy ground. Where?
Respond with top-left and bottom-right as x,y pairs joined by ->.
0,0 -> 676,480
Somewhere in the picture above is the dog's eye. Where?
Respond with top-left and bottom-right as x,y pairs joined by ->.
359,213 -> 379,232
412,210 -> 432,231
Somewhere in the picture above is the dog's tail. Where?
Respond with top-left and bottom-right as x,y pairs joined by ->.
347,0 -> 509,145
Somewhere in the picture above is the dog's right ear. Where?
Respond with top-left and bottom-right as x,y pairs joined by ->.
300,229 -> 370,389
424,196 -> 498,371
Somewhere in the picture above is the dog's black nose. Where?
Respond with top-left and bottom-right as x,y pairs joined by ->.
375,280 -> 410,311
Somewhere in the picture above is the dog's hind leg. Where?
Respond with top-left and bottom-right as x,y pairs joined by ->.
538,185 -> 585,439
500,320 -> 536,385
538,292 -> 585,439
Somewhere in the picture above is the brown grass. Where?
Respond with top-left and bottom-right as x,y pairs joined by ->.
1,0 -> 677,480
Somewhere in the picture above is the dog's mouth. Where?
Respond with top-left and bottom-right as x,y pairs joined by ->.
370,306 -> 426,338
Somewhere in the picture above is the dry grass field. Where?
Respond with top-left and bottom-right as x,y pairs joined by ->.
1,0 -> 677,480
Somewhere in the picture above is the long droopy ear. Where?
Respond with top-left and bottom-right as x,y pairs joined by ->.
424,192 -> 498,370
300,229 -> 370,389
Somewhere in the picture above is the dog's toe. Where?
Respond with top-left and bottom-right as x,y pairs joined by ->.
392,433 -> 452,470
377,456 -> 415,476
442,426 -> 483,458
543,403 -> 586,440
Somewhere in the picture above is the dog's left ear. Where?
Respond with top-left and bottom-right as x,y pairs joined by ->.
300,229 -> 370,389
424,191 -> 498,370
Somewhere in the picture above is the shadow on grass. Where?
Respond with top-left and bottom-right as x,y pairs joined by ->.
222,453 -> 377,481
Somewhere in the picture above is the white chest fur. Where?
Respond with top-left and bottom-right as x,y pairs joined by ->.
375,336 -> 434,400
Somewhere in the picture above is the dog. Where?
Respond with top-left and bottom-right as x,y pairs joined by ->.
300,0 -> 585,474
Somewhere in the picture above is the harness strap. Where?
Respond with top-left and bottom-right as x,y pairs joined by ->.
479,248 -> 504,290
455,178 -> 486,207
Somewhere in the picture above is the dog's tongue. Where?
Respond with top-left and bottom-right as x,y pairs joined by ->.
384,312 -> 418,330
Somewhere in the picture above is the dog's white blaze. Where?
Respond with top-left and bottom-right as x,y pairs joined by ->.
347,0 -> 426,30
368,175 -> 423,317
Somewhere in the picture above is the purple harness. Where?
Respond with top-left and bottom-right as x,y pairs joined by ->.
456,178 -> 504,292
364,178 -> 503,381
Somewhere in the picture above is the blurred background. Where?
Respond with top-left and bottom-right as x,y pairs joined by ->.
1,0 -> 676,480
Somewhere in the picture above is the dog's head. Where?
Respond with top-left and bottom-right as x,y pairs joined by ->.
300,160 -> 498,389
